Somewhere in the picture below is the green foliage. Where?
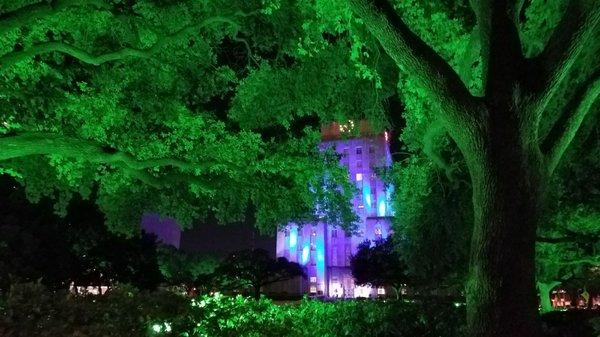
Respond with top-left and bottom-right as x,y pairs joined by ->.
215,249 -> 304,299
0,282 -> 190,337
350,237 -> 409,297
182,294 -> 465,337
187,294 -> 290,337
157,246 -> 220,289
537,122 -> 600,287
0,0 -> 358,235
0,283 -> 466,337
391,156 -> 471,289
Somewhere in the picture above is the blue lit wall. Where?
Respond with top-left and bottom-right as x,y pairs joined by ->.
276,127 -> 394,298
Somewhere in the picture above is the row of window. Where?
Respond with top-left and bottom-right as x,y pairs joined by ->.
342,146 -> 377,156
286,227 -> 383,239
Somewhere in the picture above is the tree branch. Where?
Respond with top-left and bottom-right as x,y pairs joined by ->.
0,13 -> 251,69
349,0 -> 482,151
537,229 -> 600,245
0,132 -> 204,172
536,236 -> 573,244
0,0 -> 108,35
456,27 -> 482,96
0,42 -> 151,68
538,258 -> 600,266
545,75 -> 600,175
530,3 -> 600,125
0,132 -> 263,192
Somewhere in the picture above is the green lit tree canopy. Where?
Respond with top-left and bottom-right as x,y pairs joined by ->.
1,1 -> 599,336
0,0 -> 357,235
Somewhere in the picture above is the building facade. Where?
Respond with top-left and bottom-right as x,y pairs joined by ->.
141,214 -> 182,248
275,123 -> 394,298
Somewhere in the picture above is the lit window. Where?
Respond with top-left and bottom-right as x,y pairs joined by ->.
356,147 -> 362,155
310,286 -> 317,293
310,277 -> 317,283
355,173 -> 363,181
377,287 -> 385,295
358,204 -> 364,209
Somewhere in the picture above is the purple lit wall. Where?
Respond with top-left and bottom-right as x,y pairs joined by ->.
276,126 -> 394,298
141,214 -> 182,248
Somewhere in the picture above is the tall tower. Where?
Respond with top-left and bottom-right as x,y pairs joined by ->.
276,122 -> 394,298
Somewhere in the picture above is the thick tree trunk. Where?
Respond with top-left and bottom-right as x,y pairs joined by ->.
253,285 -> 261,300
465,109 -> 544,337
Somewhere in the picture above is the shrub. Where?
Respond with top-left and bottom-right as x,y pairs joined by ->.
0,282 -> 190,337
0,283 -> 466,337
178,295 -> 465,337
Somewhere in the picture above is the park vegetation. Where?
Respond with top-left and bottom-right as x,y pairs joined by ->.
0,1 -> 598,337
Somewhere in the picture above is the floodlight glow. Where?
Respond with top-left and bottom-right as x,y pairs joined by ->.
289,228 -> 297,249
302,246 -> 310,264
378,200 -> 386,216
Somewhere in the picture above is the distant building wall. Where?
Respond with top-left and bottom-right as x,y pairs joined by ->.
141,214 -> 182,248
277,125 -> 394,298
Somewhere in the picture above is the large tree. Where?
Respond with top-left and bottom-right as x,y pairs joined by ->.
215,249 -> 305,300
1,1 -> 598,336
344,1 -> 599,335
350,237 -> 410,299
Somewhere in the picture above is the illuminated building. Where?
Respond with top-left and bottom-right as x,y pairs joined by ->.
276,122 -> 394,298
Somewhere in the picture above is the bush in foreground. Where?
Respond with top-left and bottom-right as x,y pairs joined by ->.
0,282 -> 189,337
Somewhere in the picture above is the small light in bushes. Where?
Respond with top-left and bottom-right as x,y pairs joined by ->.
151,322 -> 172,334
152,324 -> 162,333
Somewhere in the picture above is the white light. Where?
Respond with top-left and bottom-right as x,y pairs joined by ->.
378,200 -> 386,216
330,282 -> 343,297
355,173 -> 363,181
354,285 -> 372,298
152,324 -> 162,333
